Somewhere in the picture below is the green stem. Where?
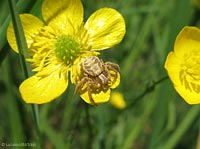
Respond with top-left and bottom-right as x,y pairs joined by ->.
31,104 -> 42,148
197,117 -> 200,148
0,0 -> 35,66
7,0 -> 30,77
7,0 -> 41,147
84,104 -> 93,149
125,75 -> 169,110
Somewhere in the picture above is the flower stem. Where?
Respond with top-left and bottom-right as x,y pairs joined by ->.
7,0 -> 41,147
7,0 -> 31,77
31,104 -> 42,148
197,118 -> 200,148
126,75 -> 169,109
84,104 -> 93,149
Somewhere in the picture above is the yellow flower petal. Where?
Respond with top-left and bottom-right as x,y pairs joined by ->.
174,83 -> 200,104
19,70 -> 68,104
110,71 -> 120,89
174,26 -> 200,59
165,26 -> 200,104
165,52 -> 200,104
7,14 -> 44,53
42,0 -> 83,35
165,52 -> 182,86
85,8 -> 126,50
70,58 -> 82,85
80,85 -> 111,105
110,92 -> 126,109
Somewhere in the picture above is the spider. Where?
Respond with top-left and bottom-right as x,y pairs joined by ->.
75,56 -> 120,105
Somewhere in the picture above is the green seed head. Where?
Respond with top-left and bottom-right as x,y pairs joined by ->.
55,35 -> 81,65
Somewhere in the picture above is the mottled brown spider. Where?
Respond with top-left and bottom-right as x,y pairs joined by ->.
75,56 -> 120,105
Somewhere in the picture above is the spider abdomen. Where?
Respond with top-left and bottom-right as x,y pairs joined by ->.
82,56 -> 103,76
99,74 -> 109,84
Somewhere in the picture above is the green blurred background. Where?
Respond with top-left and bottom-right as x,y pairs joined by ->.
0,0 -> 200,148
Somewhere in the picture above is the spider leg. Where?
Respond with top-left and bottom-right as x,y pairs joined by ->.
87,80 -> 98,106
75,77 -> 99,105
105,62 -> 120,72
105,62 -> 120,79
74,77 -> 89,95
103,65 -> 111,80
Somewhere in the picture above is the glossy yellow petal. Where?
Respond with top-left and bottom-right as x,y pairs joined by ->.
35,63 -> 66,76
110,71 -> 120,89
174,26 -> 200,59
19,70 -> 68,104
42,0 -> 83,35
165,52 -> 200,104
164,52 -> 182,86
110,92 -> 126,109
85,8 -> 126,50
70,59 -> 82,85
165,27 -> 200,104
7,14 -> 44,53
80,84 -> 111,105
173,84 -> 200,104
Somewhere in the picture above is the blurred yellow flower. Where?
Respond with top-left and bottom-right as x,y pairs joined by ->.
192,0 -> 200,9
165,26 -> 200,104
110,92 -> 126,109
7,0 -> 126,104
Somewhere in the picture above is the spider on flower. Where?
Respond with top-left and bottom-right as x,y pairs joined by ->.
75,56 -> 120,105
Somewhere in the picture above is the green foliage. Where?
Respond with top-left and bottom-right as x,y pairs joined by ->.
0,0 -> 200,149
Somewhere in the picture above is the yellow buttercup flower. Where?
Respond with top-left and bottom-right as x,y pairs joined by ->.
7,0 -> 126,104
110,91 -> 126,109
165,26 -> 200,104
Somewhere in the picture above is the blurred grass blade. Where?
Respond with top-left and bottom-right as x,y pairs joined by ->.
0,0 -> 35,66
122,94 -> 157,149
121,14 -> 154,75
40,104 -> 66,148
0,43 -> 10,65
163,105 -> 200,149
2,56 -> 25,144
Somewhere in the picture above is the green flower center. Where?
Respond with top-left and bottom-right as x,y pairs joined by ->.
55,35 -> 80,65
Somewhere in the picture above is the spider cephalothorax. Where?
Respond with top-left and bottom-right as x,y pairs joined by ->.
75,56 -> 120,105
